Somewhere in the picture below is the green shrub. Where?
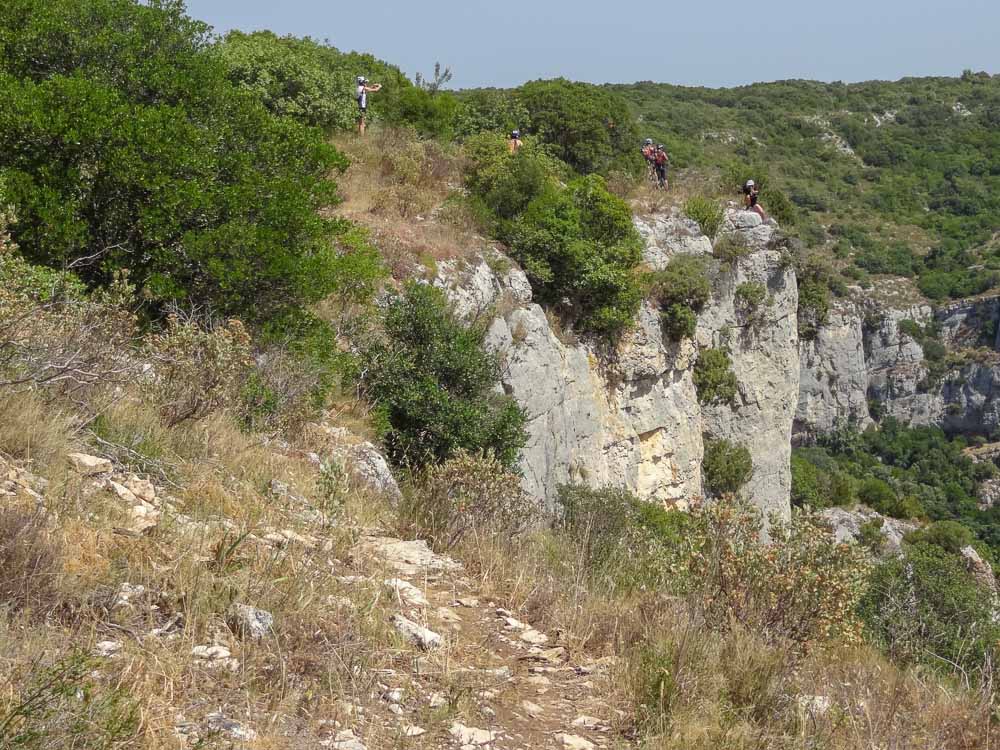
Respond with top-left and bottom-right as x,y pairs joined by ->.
505,174 -> 644,336
517,78 -> 641,175
702,438 -> 753,496
0,0 -> 367,321
790,448 -> 856,509
904,520 -> 976,554
694,348 -> 739,406
712,233 -> 752,264
684,196 -> 724,239
402,450 -> 539,550
556,484 -> 692,590
454,89 -> 531,138
356,282 -> 527,469
735,281 -> 770,325
649,255 -> 710,340
860,542 -> 1000,680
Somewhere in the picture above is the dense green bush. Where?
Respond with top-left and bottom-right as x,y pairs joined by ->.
355,282 -> 527,469
215,31 -> 356,129
702,438 -> 753,496
684,196 -> 724,239
694,348 -> 739,406
505,174 -> 645,336
649,255 -> 710,340
463,132 -> 563,221
860,541 -> 1000,680
0,0 -> 378,321
790,448 -> 856,509
454,89 -> 531,138
518,78 -> 641,175
905,520 -> 977,554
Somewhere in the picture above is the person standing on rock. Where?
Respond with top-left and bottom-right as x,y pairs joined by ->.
743,179 -> 766,220
356,76 -> 382,135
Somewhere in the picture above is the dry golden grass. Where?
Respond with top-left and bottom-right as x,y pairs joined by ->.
332,127 -> 489,279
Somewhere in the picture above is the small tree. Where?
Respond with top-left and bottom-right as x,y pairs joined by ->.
415,62 -> 453,95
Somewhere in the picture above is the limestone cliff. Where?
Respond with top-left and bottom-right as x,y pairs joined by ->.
436,209 -> 798,520
795,291 -> 1000,439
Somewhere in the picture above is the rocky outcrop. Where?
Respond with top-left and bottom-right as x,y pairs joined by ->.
796,293 -> 1000,439
819,506 -> 919,555
438,210 -> 798,519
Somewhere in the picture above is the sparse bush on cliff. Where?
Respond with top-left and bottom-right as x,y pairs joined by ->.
504,174 -> 645,336
702,438 -> 753,496
735,281 -> 771,325
684,196 -> 724,239
649,255 -> 711,341
694,347 -> 739,406
355,282 -> 527,469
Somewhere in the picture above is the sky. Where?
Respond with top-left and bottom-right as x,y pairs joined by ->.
184,0 -> 1000,89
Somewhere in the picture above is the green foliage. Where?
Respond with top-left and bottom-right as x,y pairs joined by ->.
735,281 -> 771,325
702,438 -> 753,496
615,77 -> 1000,269
798,419 -> 1000,558
355,282 -> 527,469
454,89 -> 531,138
790,447 -> 856,509
795,254 -> 835,339
216,30 -> 355,129
0,650 -> 140,748
518,78 -> 641,175
505,174 -> 645,336
556,484 -> 693,591
712,233 -> 753,265
694,348 -> 738,406
463,132 -> 563,221
684,196 -> 724,239
0,0 -> 371,321
649,255 -> 710,340
905,520 -> 977,554
860,542 -> 1000,680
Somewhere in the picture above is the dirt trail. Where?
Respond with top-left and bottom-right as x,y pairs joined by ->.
346,536 -> 627,750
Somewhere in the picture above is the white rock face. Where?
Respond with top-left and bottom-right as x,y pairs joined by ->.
438,220 -> 799,519
697,247 -> 799,521
796,305 -> 873,437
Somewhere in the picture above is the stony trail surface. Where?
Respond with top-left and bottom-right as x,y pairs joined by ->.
344,536 -> 629,750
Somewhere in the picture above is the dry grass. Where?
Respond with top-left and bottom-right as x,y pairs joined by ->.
332,127 -> 489,279
449,521 -> 999,750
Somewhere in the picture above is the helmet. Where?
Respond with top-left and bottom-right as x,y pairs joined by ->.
644,138 -> 653,145
746,179 -> 755,187
357,76 -> 367,85
511,130 -> 520,139
657,144 -> 664,149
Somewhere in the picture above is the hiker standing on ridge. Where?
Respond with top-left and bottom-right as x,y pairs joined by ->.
356,76 -> 381,135
654,144 -> 670,190
509,130 -> 523,154
743,179 -> 766,220
641,138 -> 656,183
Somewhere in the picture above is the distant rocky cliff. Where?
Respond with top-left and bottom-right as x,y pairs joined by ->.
437,209 -> 797,521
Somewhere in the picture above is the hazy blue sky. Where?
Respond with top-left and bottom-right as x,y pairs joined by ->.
185,0 -> 999,89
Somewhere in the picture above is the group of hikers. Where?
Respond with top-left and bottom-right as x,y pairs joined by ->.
356,75 -> 765,218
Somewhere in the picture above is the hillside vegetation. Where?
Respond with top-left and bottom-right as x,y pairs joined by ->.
615,76 -> 1000,300
1,1 -> 1000,748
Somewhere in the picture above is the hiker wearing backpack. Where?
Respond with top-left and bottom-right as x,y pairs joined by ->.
356,76 -> 382,135
641,138 -> 657,184
509,130 -> 523,154
654,145 -> 670,190
743,179 -> 766,220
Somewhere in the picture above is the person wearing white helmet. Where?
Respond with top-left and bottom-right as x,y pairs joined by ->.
508,129 -> 523,154
743,179 -> 766,220
654,144 -> 670,190
641,139 -> 657,184
356,75 -> 382,135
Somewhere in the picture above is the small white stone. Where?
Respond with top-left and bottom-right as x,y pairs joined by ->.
391,614 -> 442,650
68,453 -> 112,476
519,628 -> 549,645
449,722 -> 497,746
94,640 -> 122,658
556,734 -> 596,750
385,578 -> 429,607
